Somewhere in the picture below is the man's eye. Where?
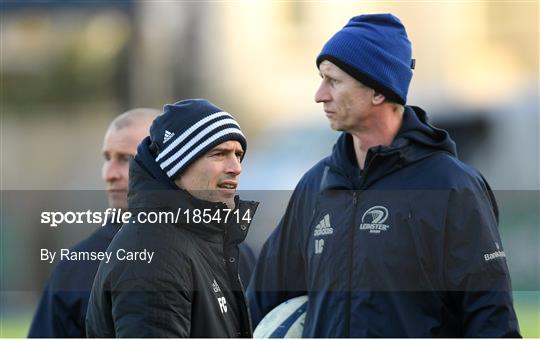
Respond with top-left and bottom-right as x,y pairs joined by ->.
118,155 -> 130,162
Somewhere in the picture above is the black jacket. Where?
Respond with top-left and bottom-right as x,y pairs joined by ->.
86,137 -> 258,338
247,106 -> 520,337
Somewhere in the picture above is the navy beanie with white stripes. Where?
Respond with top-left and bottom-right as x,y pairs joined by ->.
316,13 -> 414,104
149,99 -> 247,180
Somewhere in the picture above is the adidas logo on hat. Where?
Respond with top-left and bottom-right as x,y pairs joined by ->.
163,130 -> 175,144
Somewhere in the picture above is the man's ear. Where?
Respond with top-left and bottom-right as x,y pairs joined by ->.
372,91 -> 385,105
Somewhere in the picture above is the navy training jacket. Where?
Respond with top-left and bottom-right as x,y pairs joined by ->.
28,223 -> 121,338
246,106 -> 520,337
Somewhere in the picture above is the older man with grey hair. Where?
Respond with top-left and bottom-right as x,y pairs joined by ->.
28,108 -> 159,338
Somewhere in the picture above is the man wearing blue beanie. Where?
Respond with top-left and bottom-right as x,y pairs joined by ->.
248,14 -> 520,337
86,99 -> 258,337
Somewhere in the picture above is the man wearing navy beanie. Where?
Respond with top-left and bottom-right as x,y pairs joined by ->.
248,14 -> 520,337
87,99 -> 258,337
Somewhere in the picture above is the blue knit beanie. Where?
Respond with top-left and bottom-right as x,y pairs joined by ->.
316,13 -> 414,104
149,99 -> 247,180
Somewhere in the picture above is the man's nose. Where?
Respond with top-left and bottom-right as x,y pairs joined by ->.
315,81 -> 330,103
103,160 -> 121,182
226,156 -> 242,176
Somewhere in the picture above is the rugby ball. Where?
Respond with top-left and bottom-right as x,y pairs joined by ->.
253,295 -> 308,338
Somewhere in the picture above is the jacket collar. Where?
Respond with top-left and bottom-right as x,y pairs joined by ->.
321,105 -> 457,191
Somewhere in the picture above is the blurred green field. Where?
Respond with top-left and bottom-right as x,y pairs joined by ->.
514,291 -> 540,338
1,293 -> 538,338
0,315 -> 32,338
